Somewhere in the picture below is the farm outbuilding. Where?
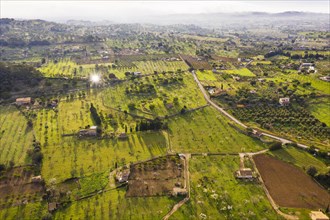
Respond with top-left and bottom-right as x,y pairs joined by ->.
79,126 -> 98,137
48,202 -> 58,212
31,175 -> 43,183
279,97 -> 290,106
16,97 -> 32,105
115,170 -> 130,183
172,187 -> 187,196
235,168 -> 253,179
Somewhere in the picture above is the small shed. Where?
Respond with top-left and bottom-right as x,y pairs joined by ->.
172,187 -> 187,196
48,202 -> 58,212
115,170 -> 130,183
79,126 -> 98,137
279,97 -> 290,106
31,175 -> 43,183
118,133 -> 128,139
16,97 -> 32,105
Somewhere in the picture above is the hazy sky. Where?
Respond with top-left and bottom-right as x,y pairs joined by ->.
1,1 -> 329,22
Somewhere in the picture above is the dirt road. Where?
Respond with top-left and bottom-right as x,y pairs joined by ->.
162,154 -> 190,220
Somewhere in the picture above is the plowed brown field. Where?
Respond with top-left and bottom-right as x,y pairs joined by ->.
254,154 -> 330,209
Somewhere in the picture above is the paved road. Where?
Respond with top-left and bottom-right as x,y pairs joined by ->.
191,70 -> 310,150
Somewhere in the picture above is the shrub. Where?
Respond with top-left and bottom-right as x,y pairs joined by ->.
306,166 -> 317,177
269,142 -> 282,151
0,164 -> 6,172
128,103 -> 136,110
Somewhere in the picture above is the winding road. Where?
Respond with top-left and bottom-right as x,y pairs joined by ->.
191,70 -> 310,150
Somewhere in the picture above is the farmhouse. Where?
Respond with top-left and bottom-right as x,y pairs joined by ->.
233,76 -> 240,81
320,76 -> 330,82
16,97 -> 32,105
48,202 -> 58,212
235,168 -> 253,179
299,63 -> 315,73
79,126 -> 98,137
116,170 -> 130,183
208,88 -> 215,95
172,187 -> 187,196
310,211 -> 329,220
279,97 -> 290,106
133,72 -> 142,76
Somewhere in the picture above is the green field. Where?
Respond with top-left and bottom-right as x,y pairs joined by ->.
171,156 -> 280,219
308,99 -> 330,126
168,107 -> 266,153
102,72 -> 207,117
196,70 -> 218,82
0,105 -> 34,166
268,146 -> 329,174
223,68 -> 256,77
39,59 -> 189,80
285,73 -> 330,95
33,97 -> 168,183
0,202 -> 48,220
54,189 -> 179,220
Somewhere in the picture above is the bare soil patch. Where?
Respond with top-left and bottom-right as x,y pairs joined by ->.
254,154 -> 330,209
126,155 -> 184,197
0,166 -> 45,208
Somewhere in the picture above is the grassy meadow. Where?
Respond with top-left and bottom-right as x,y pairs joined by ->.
308,98 -> 330,127
0,105 -> 34,166
54,189 -> 179,220
268,146 -> 329,174
167,107 -> 266,153
170,156 -> 281,219
32,95 -> 168,183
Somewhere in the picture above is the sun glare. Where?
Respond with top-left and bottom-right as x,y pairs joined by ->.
90,74 -> 101,83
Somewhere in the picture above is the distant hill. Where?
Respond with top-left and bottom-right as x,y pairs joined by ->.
143,11 -> 329,29
66,19 -> 114,26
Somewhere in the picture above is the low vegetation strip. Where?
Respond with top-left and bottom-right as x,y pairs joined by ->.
253,154 -> 329,209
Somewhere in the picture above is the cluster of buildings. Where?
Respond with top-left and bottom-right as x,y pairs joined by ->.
299,63 -> 316,73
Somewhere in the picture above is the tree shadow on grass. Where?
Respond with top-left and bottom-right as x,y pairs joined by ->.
269,147 -> 297,166
136,131 -> 167,158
